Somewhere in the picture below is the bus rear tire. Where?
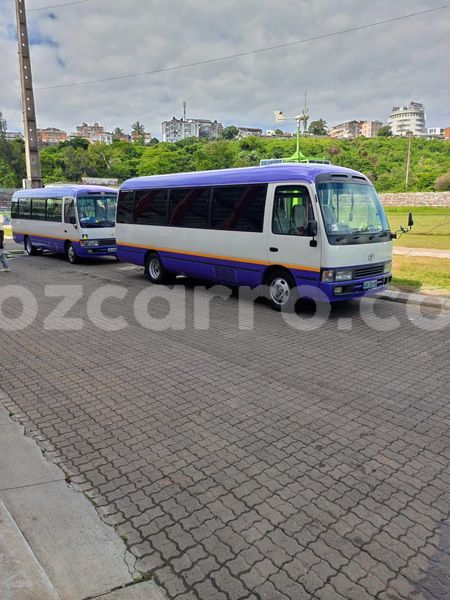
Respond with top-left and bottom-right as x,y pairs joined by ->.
65,242 -> 78,264
24,236 -> 38,256
146,252 -> 173,284
265,269 -> 298,312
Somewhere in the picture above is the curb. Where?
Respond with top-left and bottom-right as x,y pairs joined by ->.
378,290 -> 450,311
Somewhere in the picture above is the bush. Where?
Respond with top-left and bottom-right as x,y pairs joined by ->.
435,171 -> 450,191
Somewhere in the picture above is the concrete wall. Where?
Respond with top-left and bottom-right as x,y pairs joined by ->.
380,191 -> 450,207
0,189 -> 19,212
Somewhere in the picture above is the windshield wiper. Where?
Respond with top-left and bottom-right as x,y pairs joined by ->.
334,233 -> 360,242
368,230 -> 389,240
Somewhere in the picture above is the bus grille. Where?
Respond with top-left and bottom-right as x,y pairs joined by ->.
97,238 -> 116,246
353,264 -> 384,279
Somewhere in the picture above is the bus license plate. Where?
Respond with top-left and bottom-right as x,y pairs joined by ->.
363,280 -> 377,290
108,248 -> 116,253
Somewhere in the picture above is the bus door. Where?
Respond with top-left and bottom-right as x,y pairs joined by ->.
63,197 -> 79,247
267,184 -> 321,284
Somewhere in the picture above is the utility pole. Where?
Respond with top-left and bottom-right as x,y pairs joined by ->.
405,132 -> 413,190
15,0 -> 42,188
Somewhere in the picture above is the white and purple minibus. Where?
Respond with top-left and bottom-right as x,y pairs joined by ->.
11,185 -> 117,263
116,164 -> 395,310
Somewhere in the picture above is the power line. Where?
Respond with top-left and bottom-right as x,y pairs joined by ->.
27,0 -> 89,12
36,4 -> 450,91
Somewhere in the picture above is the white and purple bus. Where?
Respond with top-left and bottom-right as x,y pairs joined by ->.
11,185 -> 117,263
116,164 -> 396,310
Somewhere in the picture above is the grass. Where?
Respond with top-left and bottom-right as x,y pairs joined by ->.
391,255 -> 450,296
385,206 -> 450,250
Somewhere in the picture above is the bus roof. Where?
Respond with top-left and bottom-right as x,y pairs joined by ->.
12,184 -> 117,200
121,163 -> 370,191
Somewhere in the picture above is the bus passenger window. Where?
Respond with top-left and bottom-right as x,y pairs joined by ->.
272,186 -> 313,236
135,189 -> 168,225
19,199 -> 31,219
212,185 -> 266,232
64,199 -> 76,224
169,188 -> 210,228
117,191 -> 135,224
31,198 -> 46,221
46,198 -> 62,222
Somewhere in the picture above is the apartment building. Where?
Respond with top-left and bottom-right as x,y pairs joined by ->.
162,117 -> 223,142
329,120 -> 363,139
236,127 -> 263,139
360,121 -> 383,138
388,102 -> 426,136
38,127 -> 68,145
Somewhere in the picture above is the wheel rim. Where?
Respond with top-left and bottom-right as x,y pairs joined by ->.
149,257 -> 161,280
67,245 -> 75,263
26,239 -> 32,254
270,277 -> 291,306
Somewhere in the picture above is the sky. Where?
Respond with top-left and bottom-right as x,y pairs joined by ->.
1,0 -> 449,138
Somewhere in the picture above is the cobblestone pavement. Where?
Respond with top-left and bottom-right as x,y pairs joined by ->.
1,251 -> 449,600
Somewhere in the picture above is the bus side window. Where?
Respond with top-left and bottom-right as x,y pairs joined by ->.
272,186 -> 313,236
46,198 -> 63,222
64,199 -> 76,225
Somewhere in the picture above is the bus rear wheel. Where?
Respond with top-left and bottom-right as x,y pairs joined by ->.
65,242 -> 78,264
265,270 -> 298,312
24,236 -> 38,256
146,252 -> 173,284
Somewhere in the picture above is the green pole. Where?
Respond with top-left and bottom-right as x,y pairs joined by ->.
296,118 -> 300,160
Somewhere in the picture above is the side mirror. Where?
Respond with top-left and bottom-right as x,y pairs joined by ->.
309,219 -> 318,237
408,211 -> 414,228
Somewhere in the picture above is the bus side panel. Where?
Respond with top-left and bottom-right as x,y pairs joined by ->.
159,249 -> 265,287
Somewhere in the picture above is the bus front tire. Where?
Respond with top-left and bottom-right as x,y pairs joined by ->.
265,270 -> 298,312
146,252 -> 174,284
65,243 -> 78,264
24,236 -> 38,256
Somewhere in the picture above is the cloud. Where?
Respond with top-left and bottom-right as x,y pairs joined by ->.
1,0 -> 449,136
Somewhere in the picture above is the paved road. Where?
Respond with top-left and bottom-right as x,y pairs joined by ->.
1,247 -> 449,600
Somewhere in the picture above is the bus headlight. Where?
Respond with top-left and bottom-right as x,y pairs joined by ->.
384,260 -> 392,273
335,269 -> 353,282
321,270 -> 334,282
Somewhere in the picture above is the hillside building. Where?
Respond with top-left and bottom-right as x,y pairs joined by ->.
162,117 -> 223,142
387,102 -> 426,136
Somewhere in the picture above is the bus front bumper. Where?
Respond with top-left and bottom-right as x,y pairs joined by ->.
319,274 -> 392,302
76,244 -> 117,258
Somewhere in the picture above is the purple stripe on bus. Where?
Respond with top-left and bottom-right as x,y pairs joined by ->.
121,164 -> 360,191
117,244 -> 320,287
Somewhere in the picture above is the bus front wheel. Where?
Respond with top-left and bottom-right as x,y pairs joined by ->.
265,270 -> 298,312
24,236 -> 38,256
146,252 -> 173,284
65,243 -> 79,264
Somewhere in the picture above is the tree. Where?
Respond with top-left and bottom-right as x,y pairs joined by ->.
377,125 -> 392,137
196,140 -> 236,171
131,121 -> 145,142
274,129 -> 283,135
58,137 -> 90,150
308,119 -> 327,136
435,170 -> 450,191
0,159 -> 17,187
113,127 -> 125,141
221,125 -> 239,140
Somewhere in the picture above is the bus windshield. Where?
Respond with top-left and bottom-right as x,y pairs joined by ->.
316,182 -> 390,244
77,195 -> 117,228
